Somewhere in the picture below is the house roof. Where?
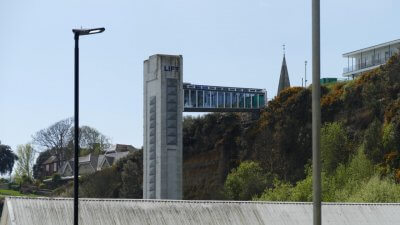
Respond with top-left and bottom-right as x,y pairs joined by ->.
59,161 -> 72,175
2,197 -> 400,225
60,151 -> 130,176
42,156 -> 58,165
105,144 -> 137,154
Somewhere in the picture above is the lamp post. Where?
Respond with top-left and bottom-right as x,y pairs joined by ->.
312,0 -> 321,225
72,27 -> 105,225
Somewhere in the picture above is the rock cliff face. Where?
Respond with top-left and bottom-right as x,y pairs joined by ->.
182,113 -> 257,199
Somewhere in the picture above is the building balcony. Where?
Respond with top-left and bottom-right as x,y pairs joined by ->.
343,58 -> 388,75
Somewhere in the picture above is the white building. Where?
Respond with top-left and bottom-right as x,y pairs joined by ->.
343,39 -> 400,78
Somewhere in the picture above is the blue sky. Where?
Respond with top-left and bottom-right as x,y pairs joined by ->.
1,0 -> 399,151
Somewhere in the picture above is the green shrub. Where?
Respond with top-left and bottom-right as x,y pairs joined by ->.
348,175 -> 400,202
321,122 -> 350,173
256,178 -> 293,201
224,161 -> 270,200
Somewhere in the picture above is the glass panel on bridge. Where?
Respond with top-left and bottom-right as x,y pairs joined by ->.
245,93 -> 251,108
232,93 -> 238,108
225,92 -> 232,108
190,90 -> 196,107
218,92 -> 224,108
239,93 -> 244,108
204,91 -> 211,108
259,94 -> 265,107
184,90 -> 190,107
252,94 -> 257,108
211,91 -> 217,108
197,91 -> 203,108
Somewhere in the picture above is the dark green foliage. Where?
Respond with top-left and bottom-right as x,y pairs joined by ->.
0,143 -> 18,175
32,150 -> 51,180
363,119 -> 384,163
51,173 -> 62,188
79,167 -> 121,198
119,151 -> 143,198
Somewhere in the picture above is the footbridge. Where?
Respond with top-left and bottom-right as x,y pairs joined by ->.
183,83 -> 267,112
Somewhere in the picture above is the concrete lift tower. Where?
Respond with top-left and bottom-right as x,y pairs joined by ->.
143,54 -> 267,199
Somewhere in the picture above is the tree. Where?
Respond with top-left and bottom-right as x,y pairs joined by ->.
224,161 -> 270,200
32,150 -> 52,180
32,118 -> 73,161
363,119 -> 384,163
79,168 -> 121,198
119,150 -> 143,198
14,144 -> 35,181
0,142 -> 18,175
321,122 -> 350,174
78,126 -> 111,155
33,118 -> 111,160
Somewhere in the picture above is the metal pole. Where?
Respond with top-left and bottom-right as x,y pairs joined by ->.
312,0 -> 321,225
74,34 -> 80,225
305,60 -> 308,87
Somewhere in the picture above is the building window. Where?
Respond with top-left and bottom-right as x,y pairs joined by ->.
54,162 -> 57,172
46,164 -> 49,172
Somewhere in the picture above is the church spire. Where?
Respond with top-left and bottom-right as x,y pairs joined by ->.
277,46 -> 290,95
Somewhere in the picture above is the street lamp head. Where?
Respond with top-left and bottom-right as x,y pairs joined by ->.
72,27 -> 105,37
